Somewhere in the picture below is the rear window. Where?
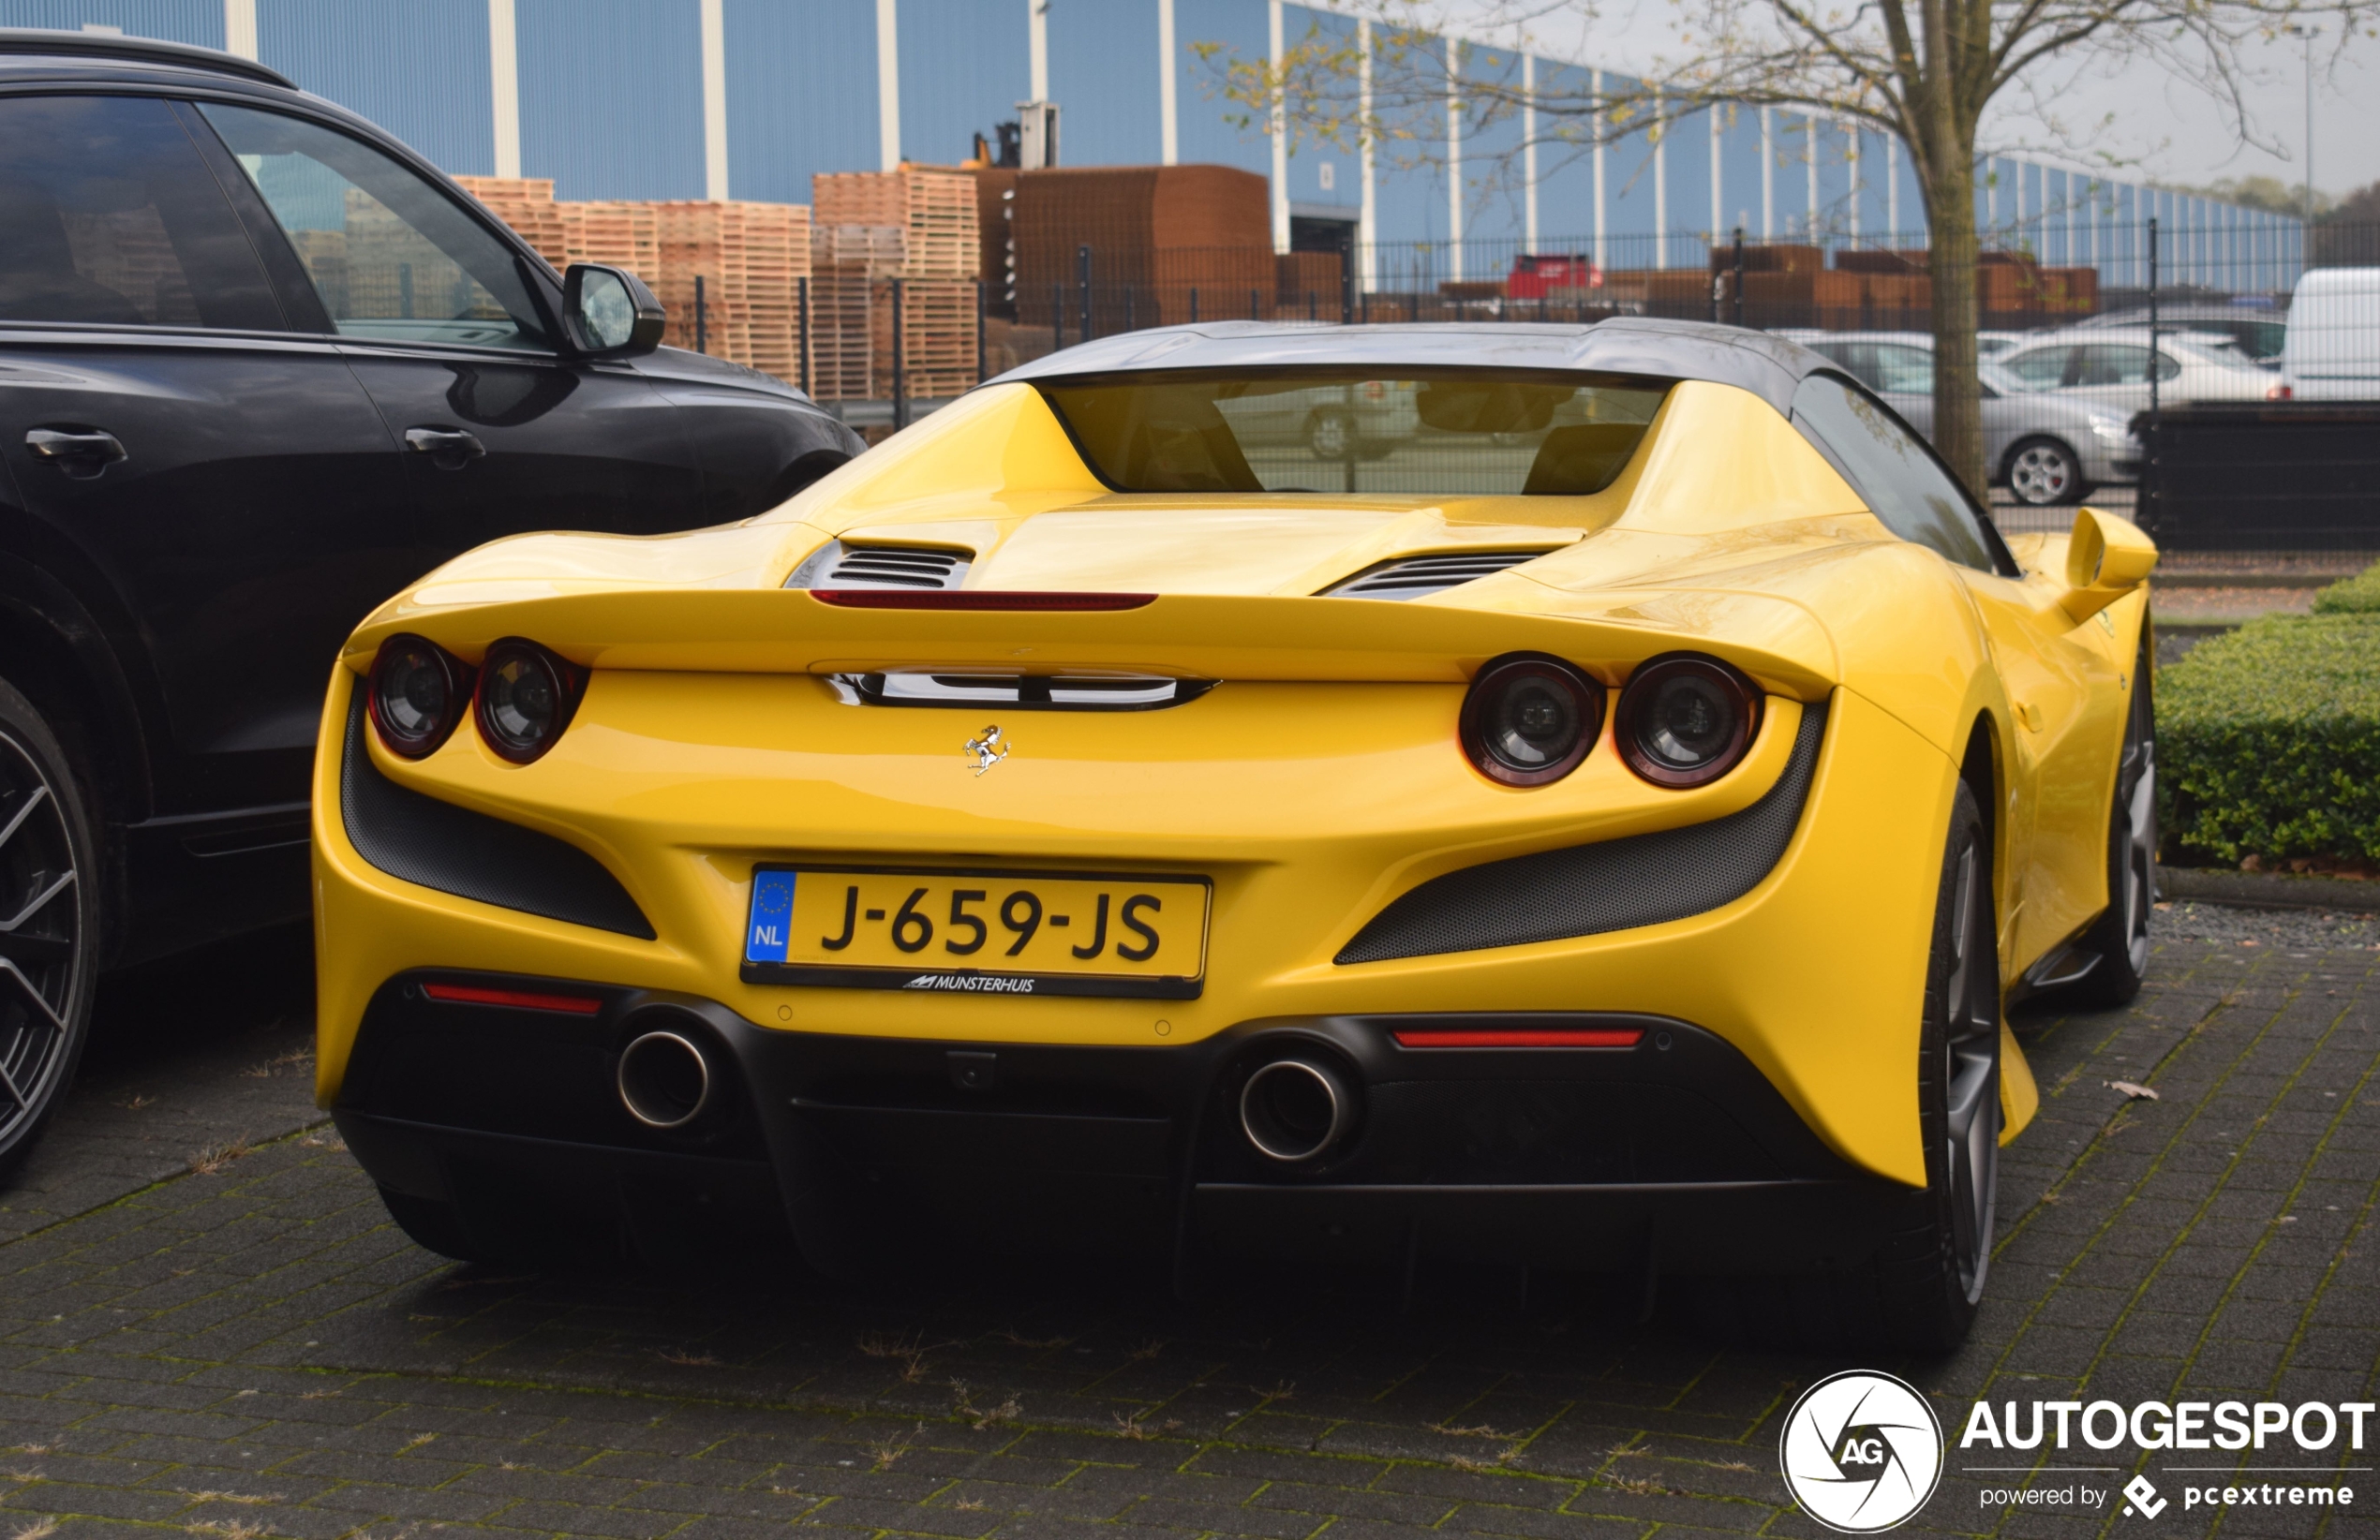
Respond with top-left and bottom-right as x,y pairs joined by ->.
1038,370 -> 1668,496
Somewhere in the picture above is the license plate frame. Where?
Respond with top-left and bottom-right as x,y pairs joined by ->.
740,863 -> 1211,1000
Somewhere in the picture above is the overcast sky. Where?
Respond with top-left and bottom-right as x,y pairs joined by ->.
1438,1 -> 2375,200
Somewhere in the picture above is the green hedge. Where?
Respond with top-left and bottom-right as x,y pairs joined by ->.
2159,613 -> 2380,865
2313,562 -> 2380,615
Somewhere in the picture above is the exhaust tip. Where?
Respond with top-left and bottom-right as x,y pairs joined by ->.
618,1030 -> 712,1129
1240,1058 -> 1352,1163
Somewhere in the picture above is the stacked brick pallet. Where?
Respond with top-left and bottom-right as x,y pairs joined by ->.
1006,164 -> 1272,329
811,166 -> 981,399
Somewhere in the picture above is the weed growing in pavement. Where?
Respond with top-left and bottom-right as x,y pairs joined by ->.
1110,1410 -> 1183,1441
1123,1339 -> 1165,1362
186,1134 -> 252,1176
11,1520 -> 58,1540
867,1423 -> 923,1471
1426,1423 -> 1504,1439
659,1349 -> 723,1367
995,1327 -> 1072,1349
954,1499 -> 987,1511
177,1492 -> 277,1506
949,1381 -> 1021,1429
244,1046 -> 313,1079
396,1433 -> 436,1455
857,1331 -> 947,1383
115,1094 -> 156,1111
186,1524 -> 265,1540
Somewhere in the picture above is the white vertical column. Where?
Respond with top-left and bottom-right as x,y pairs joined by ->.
876,0 -> 900,170
1523,53 -> 1538,252
1268,0 -> 1287,252
1760,107 -> 1773,238
1445,40 -> 1463,279
1845,125 -> 1858,243
1158,0 -> 1178,165
223,0 -> 257,58
1029,0 -> 1048,99
1803,114 -> 1816,236
1885,135 -> 1897,235
1652,91 -> 1666,267
1591,70 -> 1606,266
700,0 -> 729,200
1359,19 -> 1376,291
488,0 -> 521,179
1710,106 -> 1722,237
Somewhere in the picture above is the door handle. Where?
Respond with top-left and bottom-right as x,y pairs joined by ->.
403,427 -> 488,470
26,427 -> 126,478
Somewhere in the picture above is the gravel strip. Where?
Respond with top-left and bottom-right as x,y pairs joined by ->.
2151,896 -> 2380,950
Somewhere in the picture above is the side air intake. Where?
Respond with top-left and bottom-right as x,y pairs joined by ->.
1335,699 -> 1828,963
1323,550 -> 1554,600
786,540 -> 972,590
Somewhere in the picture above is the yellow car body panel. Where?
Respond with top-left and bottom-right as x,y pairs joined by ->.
313,342 -> 2153,1263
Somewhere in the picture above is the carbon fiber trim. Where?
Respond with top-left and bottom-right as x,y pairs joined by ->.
338,695 -> 655,940
1334,699 -> 1829,964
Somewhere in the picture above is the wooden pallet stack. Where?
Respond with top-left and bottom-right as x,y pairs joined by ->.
811,167 -> 979,399
558,200 -> 661,286
736,201 -> 812,386
452,176 -> 571,269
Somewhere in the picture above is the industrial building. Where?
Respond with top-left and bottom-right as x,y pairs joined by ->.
2,0 -> 2302,290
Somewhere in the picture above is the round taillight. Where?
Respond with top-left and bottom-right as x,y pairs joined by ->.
473,638 -> 585,763
367,634 -> 470,759
1617,655 -> 1762,788
1459,654 -> 1602,787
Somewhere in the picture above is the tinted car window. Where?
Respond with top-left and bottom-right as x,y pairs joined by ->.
1791,374 -> 2000,572
2003,346 -> 2072,389
0,95 -> 281,330
1871,343 -> 1933,393
200,103 -> 548,350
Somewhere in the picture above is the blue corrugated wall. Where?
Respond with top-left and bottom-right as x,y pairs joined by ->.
1,0 -> 216,45
725,0 -> 876,203
260,0 -> 493,177
518,0 -> 703,200
900,0 -> 1028,170
1050,0 -> 1159,170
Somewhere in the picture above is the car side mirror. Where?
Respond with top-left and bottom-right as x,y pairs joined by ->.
563,263 -> 664,358
2060,506 -> 2158,624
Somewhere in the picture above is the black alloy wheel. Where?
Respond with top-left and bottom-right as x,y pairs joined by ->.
2006,437 -> 2086,507
1869,778 -> 2001,1353
2062,631 -> 2157,1004
0,680 -> 99,1177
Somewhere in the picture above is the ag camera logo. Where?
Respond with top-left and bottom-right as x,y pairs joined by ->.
1779,1370 -> 1945,1533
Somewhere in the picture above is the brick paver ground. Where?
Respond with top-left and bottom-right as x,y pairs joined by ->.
0,939 -> 2372,1540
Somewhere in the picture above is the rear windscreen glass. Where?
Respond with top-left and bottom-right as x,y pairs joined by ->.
1038,370 -> 1669,496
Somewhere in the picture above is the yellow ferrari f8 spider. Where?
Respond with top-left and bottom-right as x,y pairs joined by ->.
313,320 -> 2156,1350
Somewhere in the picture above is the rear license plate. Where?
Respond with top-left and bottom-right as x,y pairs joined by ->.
740,865 -> 1210,999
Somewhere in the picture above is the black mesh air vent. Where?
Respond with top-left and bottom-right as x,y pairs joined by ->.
339,694 -> 655,940
1324,550 -> 1552,600
1335,698 -> 1829,964
788,540 -> 971,590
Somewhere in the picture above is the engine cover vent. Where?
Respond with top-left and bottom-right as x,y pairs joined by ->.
1323,550 -> 1552,600
787,540 -> 972,591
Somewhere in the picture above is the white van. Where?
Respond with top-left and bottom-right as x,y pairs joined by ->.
2282,268 -> 2380,399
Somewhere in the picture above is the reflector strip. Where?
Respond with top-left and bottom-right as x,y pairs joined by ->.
1392,1029 -> 1643,1048
423,982 -> 603,1014
809,590 -> 1156,611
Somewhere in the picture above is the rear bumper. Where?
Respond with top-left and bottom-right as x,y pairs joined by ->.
336,970 -> 1908,1278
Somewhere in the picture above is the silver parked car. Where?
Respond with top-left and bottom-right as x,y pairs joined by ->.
1795,332 -> 2142,506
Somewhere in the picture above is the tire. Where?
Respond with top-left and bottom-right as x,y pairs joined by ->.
1865,778 -> 2001,1355
2005,437 -> 2088,507
1307,409 -> 1355,461
2060,632 -> 2156,1005
0,679 -> 100,1180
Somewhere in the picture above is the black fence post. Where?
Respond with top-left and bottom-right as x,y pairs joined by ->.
1124,286 -> 1135,333
1077,245 -> 1093,342
694,273 -> 707,354
1249,288 -> 1259,321
891,277 -> 907,430
1051,283 -> 1064,348
2145,215 -> 2160,516
1341,251 -> 1355,324
1190,287 -> 1199,323
796,275 -> 809,395
1732,228 -> 1746,328
1307,289 -> 1316,322
974,278 -> 988,382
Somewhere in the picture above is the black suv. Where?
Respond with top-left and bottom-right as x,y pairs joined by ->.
0,29 -> 862,1171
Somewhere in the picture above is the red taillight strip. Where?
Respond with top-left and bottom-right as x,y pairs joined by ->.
423,982 -> 603,1015
808,590 -> 1156,611
1392,1029 -> 1644,1048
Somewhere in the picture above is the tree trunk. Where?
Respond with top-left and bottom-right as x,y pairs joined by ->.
1926,157 -> 1987,499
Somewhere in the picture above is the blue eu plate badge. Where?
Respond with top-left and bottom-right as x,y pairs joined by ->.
746,868 -> 796,963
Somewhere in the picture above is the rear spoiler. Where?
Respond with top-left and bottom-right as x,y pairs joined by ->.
341,586 -> 1838,698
